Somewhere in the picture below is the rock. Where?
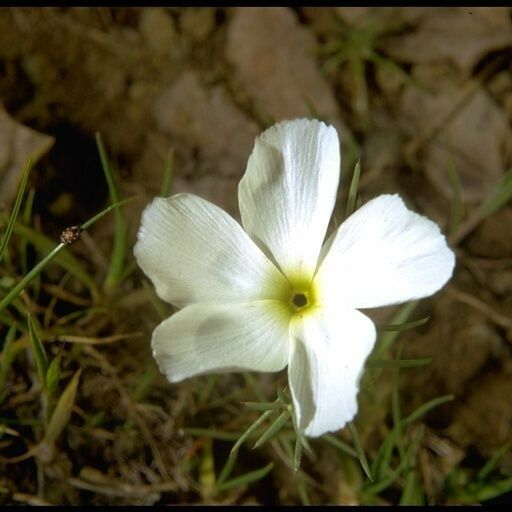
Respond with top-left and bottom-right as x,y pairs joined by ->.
153,71 -> 260,179
139,8 -> 177,55
226,7 -> 351,142
0,106 -> 54,205
179,8 -> 216,43
399,82 -> 512,203
380,7 -> 512,76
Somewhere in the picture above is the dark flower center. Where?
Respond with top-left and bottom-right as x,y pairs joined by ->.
292,293 -> 308,308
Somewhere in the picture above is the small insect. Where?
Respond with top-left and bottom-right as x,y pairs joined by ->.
60,225 -> 82,245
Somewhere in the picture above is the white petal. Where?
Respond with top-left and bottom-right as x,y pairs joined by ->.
134,194 -> 289,308
288,306 -> 376,437
239,119 -> 340,280
152,301 -> 291,382
316,194 -> 455,309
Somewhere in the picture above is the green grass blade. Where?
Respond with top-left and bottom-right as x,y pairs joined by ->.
218,409 -> 274,485
0,324 -> 17,403
403,394 -> 454,426
475,477 -> 512,503
253,409 -> 291,449
20,188 -> 36,275
322,433 -> 358,458
372,301 -> 418,360
446,151 -> 464,235
216,462 -> 274,493
0,158 -> 32,264
348,421 -> 372,481
242,401 -> 278,412
45,353 -> 62,395
365,358 -> 433,369
28,314 -> 48,387
477,168 -> 512,220
399,470 -> 424,505
40,369 -> 81,463
477,442 -> 511,482
0,218 -> 96,291
0,198 -> 130,315
377,316 -> 430,332
346,159 -> 361,217
95,133 -> 129,293
160,149 -> 175,197
181,428 -> 242,442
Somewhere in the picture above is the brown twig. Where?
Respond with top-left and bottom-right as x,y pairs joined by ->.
445,286 -> 512,330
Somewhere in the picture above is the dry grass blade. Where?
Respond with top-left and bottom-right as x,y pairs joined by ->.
56,332 -> 143,345
39,369 -> 82,463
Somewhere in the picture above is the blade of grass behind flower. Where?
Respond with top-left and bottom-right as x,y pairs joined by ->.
95,133 -> 129,293
377,316 -> 429,332
0,158 -> 32,264
346,159 -> 361,217
372,301 -> 418,360
20,188 -> 36,275
477,442 -> 511,482
253,409 -> 291,449
477,167 -> 512,220
39,369 -> 81,463
159,149 -> 174,197
399,470 -> 425,505
28,314 -> 48,387
446,151 -> 464,235
0,324 -> 17,403
0,198 -> 130,315
218,409 -> 274,485
348,421 -> 372,481
215,462 -> 274,493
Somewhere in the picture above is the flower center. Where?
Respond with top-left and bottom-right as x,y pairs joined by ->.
292,292 -> 308,308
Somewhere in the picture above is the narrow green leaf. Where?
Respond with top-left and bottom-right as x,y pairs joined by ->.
182,428 -> 242,442
477,442 -> 511,482
446,151 -> 464,235
96,132 -> 129,292
253,409 -> 291,449
322,433 -> 358,458
346,159 -> 361,217
475,477 -> 512,503
28,314 -> 48,387
403,394 -> 454,426
477,168 -> 512,220
242,401 -> 278,412
0,158 -> 32,264
218,409 -> 274,485
0,198 -> 130,315
399,470 -> 424,505
20,187 -> 36,275
160,149 -> 174,197
45,353 -> 61,395
216,462 -> 274,493
365,358 -> 433,369
40,369 -> 81,462
377,316 -> 430,332
0,324 -> 17,402
348,421 -> 372,481
372,301 -> 418,360
0,217 -> 95,291
294,432 -> 303,473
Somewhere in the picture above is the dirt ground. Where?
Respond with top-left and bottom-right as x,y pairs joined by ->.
0,7 -> 511,505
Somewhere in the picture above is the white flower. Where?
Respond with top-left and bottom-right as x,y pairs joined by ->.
134,119 -> 455,438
